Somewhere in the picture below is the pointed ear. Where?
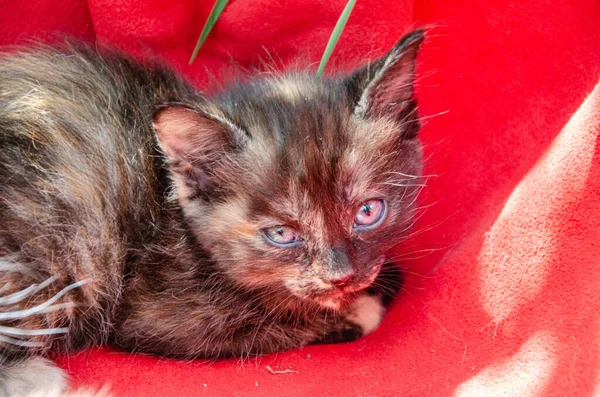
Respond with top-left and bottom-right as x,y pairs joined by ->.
153,104 -> 246,199
346,30 -> 424,125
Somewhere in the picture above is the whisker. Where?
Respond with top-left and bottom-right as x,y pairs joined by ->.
379,182 -> 427,188
0,334 -> 45,347
418,110 -> 450,122
380,268 -> 432,279
392,253 -> 437,261
0,276 -> 57,306
386,247 -> 445,260
0,325 -> 69,336
0,283 -> 11,294
35,302 -> 79,314
0,279 -> 89,321
382,171 -> 421,179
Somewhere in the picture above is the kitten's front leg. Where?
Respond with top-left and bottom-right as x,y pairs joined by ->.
315,263 -> 403,345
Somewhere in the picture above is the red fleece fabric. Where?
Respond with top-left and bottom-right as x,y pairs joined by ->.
1,1 -> 599,396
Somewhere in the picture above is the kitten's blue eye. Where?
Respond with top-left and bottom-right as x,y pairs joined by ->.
353,199 -> 387,230
263,226 -> 304,247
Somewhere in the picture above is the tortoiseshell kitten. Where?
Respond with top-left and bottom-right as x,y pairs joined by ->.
0,30 -> 424,395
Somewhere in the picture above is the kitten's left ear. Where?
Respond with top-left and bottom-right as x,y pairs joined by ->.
346,29 -> 424,126
153,104 -> 247,200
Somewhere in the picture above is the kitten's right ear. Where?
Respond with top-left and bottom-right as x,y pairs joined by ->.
345,30 -> 424,132
153,104 -> 246,199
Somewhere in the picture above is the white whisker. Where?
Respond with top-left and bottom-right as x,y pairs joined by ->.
0,276 -> 57,306
0,325 -> 69,336
418,110 -> 450,122
0,334 -> 45,347
379,182 -> 427,188
0,279 -> 89,320
0,282 -> 11,294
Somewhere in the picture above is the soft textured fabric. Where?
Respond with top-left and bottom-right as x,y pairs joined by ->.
1,0 -> 599,396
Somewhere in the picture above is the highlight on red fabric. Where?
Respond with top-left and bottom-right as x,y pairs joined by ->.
1,0 -> 599,395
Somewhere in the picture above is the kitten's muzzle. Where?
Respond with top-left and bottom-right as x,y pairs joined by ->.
321,246 -> 355,288
339,257 -> 384,294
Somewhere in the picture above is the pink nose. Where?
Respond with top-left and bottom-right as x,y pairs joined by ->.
326,273 -> 353,288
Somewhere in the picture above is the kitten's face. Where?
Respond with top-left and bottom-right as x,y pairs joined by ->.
154,31 -> 424,309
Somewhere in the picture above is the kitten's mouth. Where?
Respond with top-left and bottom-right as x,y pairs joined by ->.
313,290 -> 356,309
310,259 -> 384,309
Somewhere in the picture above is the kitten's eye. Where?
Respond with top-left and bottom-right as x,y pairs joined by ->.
263,226 -> 304,247
353,199 -> 387,231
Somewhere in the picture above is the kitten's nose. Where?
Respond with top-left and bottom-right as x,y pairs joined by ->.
323,246 -> 355,288
327,273 -> 353,287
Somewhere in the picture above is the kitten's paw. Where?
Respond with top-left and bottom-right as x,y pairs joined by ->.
345,294 -> 386,336
316,294 -> 386,345
316,322 -> 364,345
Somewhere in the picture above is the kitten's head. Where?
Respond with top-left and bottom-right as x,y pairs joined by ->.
153,31 -> 424,309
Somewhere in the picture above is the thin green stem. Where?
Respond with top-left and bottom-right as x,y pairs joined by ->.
189,0 -> 230,65
316,0 -> 357,77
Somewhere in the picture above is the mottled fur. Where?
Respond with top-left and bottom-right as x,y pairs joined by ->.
0,31 -> 425,395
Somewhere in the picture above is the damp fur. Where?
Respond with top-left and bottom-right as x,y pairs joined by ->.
0,30 -> 426,386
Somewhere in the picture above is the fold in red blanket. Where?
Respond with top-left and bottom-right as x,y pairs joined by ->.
1,0 -> 599,396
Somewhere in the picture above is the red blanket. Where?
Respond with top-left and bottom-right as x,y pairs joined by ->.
1,1 -> 599,396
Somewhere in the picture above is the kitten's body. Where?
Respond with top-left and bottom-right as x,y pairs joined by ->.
0,31 -> 424,395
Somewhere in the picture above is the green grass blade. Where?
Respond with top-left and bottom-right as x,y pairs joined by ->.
189,0 -> 230,64
316,0 -> 357,77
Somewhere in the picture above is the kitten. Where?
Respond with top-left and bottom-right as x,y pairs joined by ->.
0,30 -> 424,395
